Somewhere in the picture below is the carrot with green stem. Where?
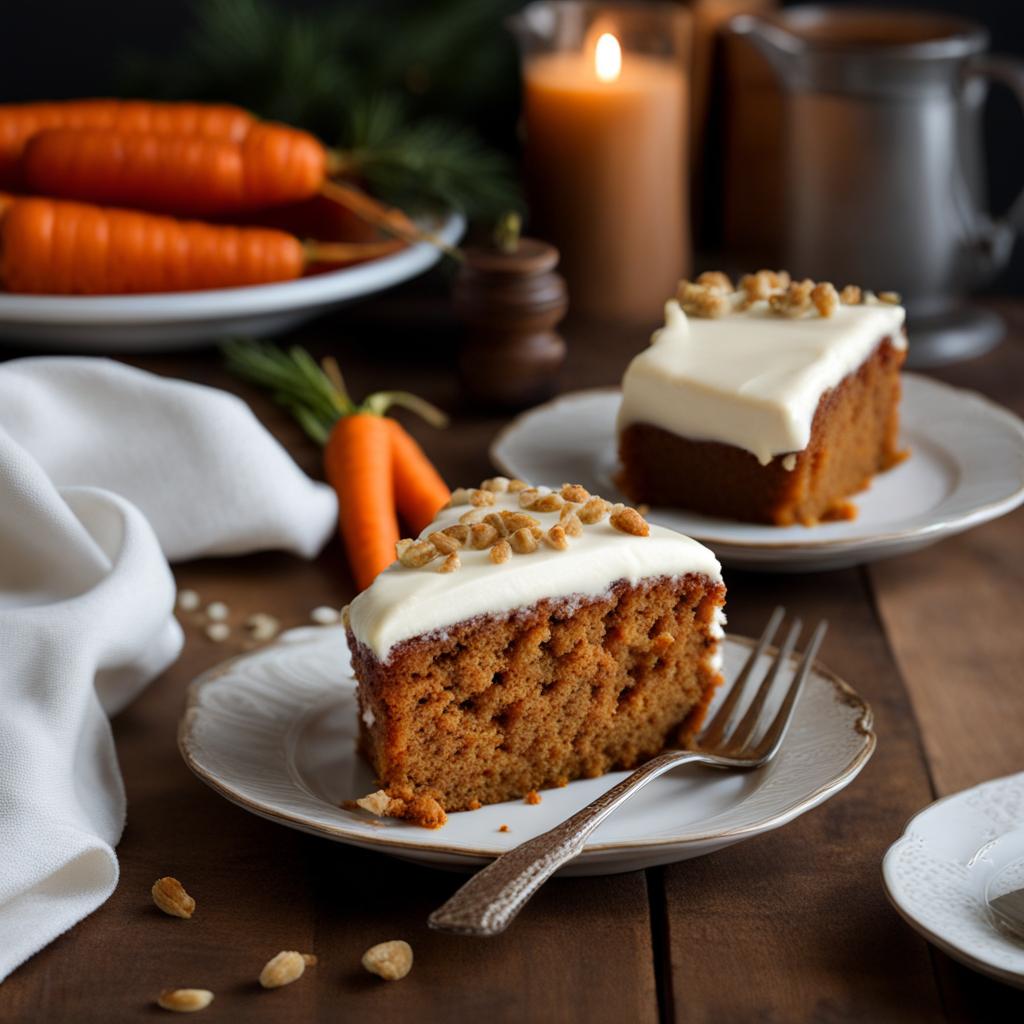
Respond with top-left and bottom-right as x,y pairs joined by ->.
223,341 -> 451,591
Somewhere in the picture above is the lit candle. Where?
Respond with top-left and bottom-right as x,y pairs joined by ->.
521,16 -> 689,320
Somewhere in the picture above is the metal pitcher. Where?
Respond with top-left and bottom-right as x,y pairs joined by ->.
729,6 -> 1024,365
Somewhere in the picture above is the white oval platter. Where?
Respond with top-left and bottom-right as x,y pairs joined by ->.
179,625 -> 874,876
883,772 -> 1024,990
0,212 -> 464,351
489,374 -> 1024,572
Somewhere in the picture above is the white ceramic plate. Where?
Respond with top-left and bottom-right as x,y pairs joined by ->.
883,773 -> 1024,990
179,625 -> 874,876
0,212 -> 464,351
490,374 -> 1024,572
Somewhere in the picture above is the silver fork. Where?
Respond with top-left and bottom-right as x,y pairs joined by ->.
428,607 -> 827,937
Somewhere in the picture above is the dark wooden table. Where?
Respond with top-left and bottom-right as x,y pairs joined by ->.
2,292 -> 1023,1023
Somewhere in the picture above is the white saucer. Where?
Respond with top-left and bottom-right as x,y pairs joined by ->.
883,773 -> 1024,990
0,212 -> 464,351
489,374 -> 1024,572
179,625 -> 874,876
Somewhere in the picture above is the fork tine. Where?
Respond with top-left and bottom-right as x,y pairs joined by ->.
752,620 -> 828,760
700,606 -> 784,748
724,617 -> 803,751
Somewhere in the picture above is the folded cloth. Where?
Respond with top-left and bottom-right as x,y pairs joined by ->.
0,357 -> 337,981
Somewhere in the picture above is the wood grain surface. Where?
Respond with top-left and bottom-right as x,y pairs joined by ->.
0,293 -> 1021,1023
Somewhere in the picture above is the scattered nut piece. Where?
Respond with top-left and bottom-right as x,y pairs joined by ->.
356,790 -> 393,816
469,488 -> 496,507
310,605 -> 339,625
442,524 -> 470,544
769,278 -> 814,318
176,589 -> 200,612
395,538 -> 413,559
204,623 -> 230,643
205,601 -> 229,622
152,877 -> 195,919
695,270 -> 733,293
484,512 -> 510,537
677,280 -> 730,318
157,989 -> 213,1013
560,483 -> 590,503
429,531 -> 461,555
438,553 -> 460,573
398,540 -> 437,568
740,269 -> 790,303
812,281 -> 839,318
501,511 -> 540,532
545,525 -> 569,550
561,512 -> 583,537
527,492 -> 564,513
509,527 -> 538,554
610,506 -> 650,536
517,488 -> 540,508
490,539 -> 512,564
245,613 -> 280,641
840,284 -> 862,304
458,508 -> 484,525
259,950 -> 307,989
362,940 -> 413,982
878,291 -> 901,304
525,790 -> 542,805
447,487 -> 473,507
480,476 -> 510,492
470,523 -> 499,549
578,496 -> 612,524
507,479 -> 530,492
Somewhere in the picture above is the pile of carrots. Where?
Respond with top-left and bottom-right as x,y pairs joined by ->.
0,98 -> 430,295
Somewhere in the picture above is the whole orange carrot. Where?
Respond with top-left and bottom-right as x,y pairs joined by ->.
0,196 -> 402,294
22,123 -> 327,216
223,343 -> 451,591
0,98 -> 255,186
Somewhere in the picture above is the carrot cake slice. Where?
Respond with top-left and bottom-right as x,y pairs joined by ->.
617,272 -> 907,525
344,480 -> 725,827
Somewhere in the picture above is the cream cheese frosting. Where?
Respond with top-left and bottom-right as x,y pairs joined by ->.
617,296 -> 906,465
347,487 -> 722,662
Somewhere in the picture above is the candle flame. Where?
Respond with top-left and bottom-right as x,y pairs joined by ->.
594,32 -> 622,83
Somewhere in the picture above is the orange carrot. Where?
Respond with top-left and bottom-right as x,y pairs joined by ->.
0,196 -> 402,294
223,343 -> 451,592
0,99 -> 255,187
389,420 -> 452,534
324,414 -> 400,592
22,124 -> 327,216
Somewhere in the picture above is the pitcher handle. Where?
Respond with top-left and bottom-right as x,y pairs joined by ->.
964,55 -> 1024,261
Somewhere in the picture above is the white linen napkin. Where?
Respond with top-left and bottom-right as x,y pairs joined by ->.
0,356 -> 337,981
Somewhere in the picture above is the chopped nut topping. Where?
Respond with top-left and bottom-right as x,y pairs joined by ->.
509,527 -> 539,554
490,539 -> 512,564
429,531 -> 461,555
878,291 -> 901,305
507,478 -> 530,492
484,511 -> 510,537
610,506 -> 650,536
470,523 -> 499,549
501,511 -> 540,532
157,988 -> 213,1013
447,487 -> 473,507
259,950 -> 308,989
696,270 -> 733,293
356,790 -> 393,816
768,278 -> 814,318
458,508 -> 484,525
442,524 -> 470,544
678,280 -> 730,318
561,511 -> 584,537
578,496 -> 612,524
812,281 -> 839,318
518,488 -> 540,508
560,483 -> 590,503
438,553 -> 460,573
527,492 -> 564,513
398,540 -> 437,568
362,940 -> 413,982
545,525 -> 569,550
840,284 -> 862,304
739,269 -> 791,304
480,476 -> 510,492
395,538 -> 413,560
152,877 -> 195,919
469,488 -> 496,507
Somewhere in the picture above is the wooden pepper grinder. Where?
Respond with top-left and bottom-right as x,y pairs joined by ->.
453,214 -> 568,409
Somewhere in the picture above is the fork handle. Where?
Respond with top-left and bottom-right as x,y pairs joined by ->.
428,749 -> 700,936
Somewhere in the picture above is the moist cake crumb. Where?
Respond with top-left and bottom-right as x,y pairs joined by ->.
524,790 -> 542,806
